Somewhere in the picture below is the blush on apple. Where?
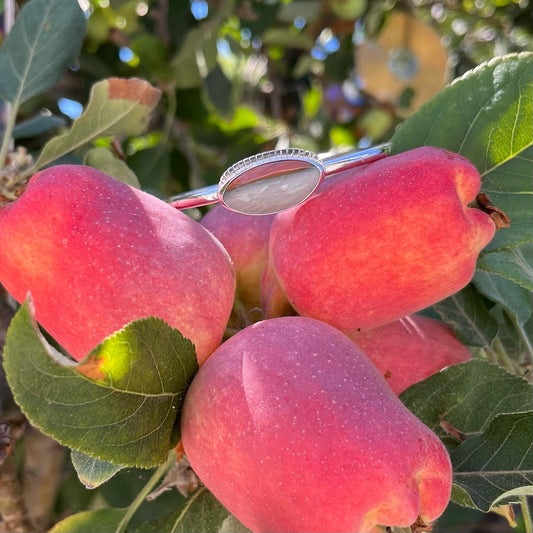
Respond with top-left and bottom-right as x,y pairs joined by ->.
200,205 -> 275,326
182,316 -> 452,533
0,165 -> 236,364
263,147 -> 495,332
346,314 -> 472,394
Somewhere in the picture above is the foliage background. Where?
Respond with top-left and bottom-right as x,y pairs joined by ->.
0,0 -> 532,532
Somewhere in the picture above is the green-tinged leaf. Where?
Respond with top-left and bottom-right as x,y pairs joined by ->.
219,515 -> 254,533
33,78 -> 161,170
204,65 -> 234,118
431,284 -> 499,347
3,301 -> 198,468
302,85 -> 323,120
169,26 -> 218,89
262,28 -> 315,50
491,305 -> 533,362
480,144 -> 533,252
49,508 -> 127,533
0,0 -> 86,104
401,361 -> 533,510
130,34 -> 169,77
473,270 -> 532,325
450,484 -> 477,509
71,449 -> 124,489
133,487 -> 250,533
390,53 -> 532,172
84,147 -> 141,188
127,145 -> 171,191
278,1 -> 322,24
11,114 -> 66,139
390,53 -> 533,284
400,360 -> 533,445
168,0 -> 234,89
478,242 -> 533,291
451,411 -> 533,511
476,144 -> 533,286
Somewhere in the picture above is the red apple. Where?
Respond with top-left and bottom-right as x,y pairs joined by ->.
347,314 -> 472,394
0,165 -> 236,364
181,316 -> 452,532
263,147 -> 495,332
200,205 -> 275,325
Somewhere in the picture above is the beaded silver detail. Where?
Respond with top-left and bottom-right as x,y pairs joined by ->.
219,148 -> 323,190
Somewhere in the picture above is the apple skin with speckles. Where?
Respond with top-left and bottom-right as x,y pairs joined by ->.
347,314 -> 472,394
0,165 -> 236,364
181,316 -> 452,533
200,205 -> 275,324
262,147 -> 495,332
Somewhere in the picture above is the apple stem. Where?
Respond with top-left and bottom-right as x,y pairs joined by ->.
114,449 -> 177,533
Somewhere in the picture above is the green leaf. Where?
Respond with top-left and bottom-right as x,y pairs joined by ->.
84,147 -> 141,188
33,78 -> 161,171
431,284 -> 499,347
262,28 -> 315,50
0,0 -> 86,104
133,487 -> 251,533
3,301 -> 198,468
278,1 -> 322,24
71,449 -> 124,489
204,65 -> 234,118
400,360 -> 533,510
49,508 -> 127,533
490,306 -> 533,363
451,411 -> 533,512
168,0 -> 234,89
390,53 -> 532,172
130,34 -> 169,77
11,114 -> 66,139
473,270 -> 531,325
478,242 -> 533,291
169,26 -> 218,89
400,360 -> 533,444
390,53 -> 533,284
127,145 -> 171,192
479,144 -> 533,252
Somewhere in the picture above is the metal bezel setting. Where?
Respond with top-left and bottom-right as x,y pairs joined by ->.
218,148 -> 324,195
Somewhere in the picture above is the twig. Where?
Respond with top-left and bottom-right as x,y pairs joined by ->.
0,455 -> 35,533
22,426 -> 67,531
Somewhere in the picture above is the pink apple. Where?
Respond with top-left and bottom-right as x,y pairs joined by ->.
181,316 -> 452,532
0,165 -> 236,364
263,147 -> 495,332
347,314 -> 472,394
200,205 -> 275,325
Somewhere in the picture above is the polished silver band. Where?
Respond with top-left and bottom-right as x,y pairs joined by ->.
168,143 -> 390,212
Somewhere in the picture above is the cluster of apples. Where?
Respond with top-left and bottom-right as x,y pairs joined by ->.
0,147 -> 495,532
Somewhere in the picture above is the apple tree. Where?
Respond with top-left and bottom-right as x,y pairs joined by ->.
0,1 -> 532,532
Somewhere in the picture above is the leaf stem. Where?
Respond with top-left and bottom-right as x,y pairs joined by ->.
161,88 -> 177,148
492,338 -> 517,374
115,450 -> 177,533
515,319 -> 533,368
0,103 -> 18,171
521,496 -> 533,533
